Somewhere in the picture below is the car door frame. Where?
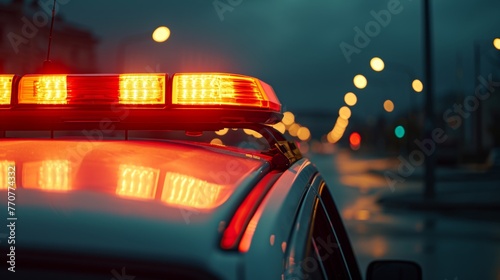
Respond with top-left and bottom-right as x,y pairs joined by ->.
284,172 -> 362,280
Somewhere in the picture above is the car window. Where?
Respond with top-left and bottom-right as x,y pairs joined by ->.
305,196 -> 351,280
317,182 -> 362,280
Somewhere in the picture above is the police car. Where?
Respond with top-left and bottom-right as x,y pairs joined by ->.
0,73 -> 421,279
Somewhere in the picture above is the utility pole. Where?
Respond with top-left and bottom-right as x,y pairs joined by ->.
473,43 -> 483,162
423,0 -> 436,199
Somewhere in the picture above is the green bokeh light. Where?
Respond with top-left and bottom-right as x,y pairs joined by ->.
395,125 -> 405,138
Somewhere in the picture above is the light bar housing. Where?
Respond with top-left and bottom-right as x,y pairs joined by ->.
0,73 -> 282,131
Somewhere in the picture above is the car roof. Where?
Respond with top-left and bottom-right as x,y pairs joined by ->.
0,139 -> 273,261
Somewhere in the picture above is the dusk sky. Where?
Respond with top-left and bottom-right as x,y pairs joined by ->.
3,0 -> 500,118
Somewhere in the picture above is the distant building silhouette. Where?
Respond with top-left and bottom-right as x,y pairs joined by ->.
0,0 -> 98,74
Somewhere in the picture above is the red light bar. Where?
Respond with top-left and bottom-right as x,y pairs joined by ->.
18,74 -> 166,105
172,73 -> 281,111
0,75 -> 15,105
0,72 -> 282,131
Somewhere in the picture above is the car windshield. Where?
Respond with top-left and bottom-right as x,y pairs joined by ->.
0,139 -> 266,209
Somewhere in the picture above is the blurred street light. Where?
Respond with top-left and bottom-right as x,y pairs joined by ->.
339,106 -> 352,119
282,111 -> 295,126
288,123 -> 301,137
349,132 -> 361,146
336,117 -> 349,128
353,74 -> 367,89
297,127 -> 311,141
152,26 -> 171,43
349,132 -> 361,151
370,57 -> 385,72
394,125 -> 405,139
116,25 -> 171,72
412,79 -> 424,92
344,92 -> 358,106
494,38 -> 500,50
383,100 -> 394,112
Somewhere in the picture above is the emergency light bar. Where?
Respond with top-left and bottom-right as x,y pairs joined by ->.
0,72 -> 282,131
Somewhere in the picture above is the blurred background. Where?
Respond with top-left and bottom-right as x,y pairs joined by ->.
1,0 -> 499,279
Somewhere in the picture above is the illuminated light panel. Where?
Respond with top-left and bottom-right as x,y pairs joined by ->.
161,172 -> 228,209
19,75 -> 67,104
0,161 -> 16,189
119,74 -> 165,104
116,164 -> 159,199
172,73 -> 280,111
0,75 -> 14,105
